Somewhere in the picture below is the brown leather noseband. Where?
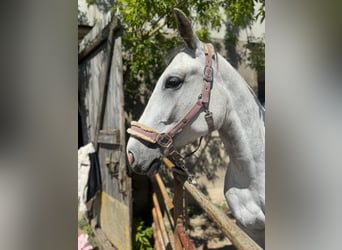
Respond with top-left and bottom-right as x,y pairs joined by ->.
127,43 -> 215,168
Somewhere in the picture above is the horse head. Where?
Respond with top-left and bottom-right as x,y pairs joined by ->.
126,9 -> 228,175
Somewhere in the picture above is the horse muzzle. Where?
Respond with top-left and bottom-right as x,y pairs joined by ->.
126,138 -> 162,176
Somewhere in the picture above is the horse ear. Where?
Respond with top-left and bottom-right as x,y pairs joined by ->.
173,8 -> 201,50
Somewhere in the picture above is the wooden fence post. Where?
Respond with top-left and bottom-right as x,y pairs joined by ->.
173,174 -> 184,250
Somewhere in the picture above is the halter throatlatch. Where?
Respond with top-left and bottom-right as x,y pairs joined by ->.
127,43 -> 215,177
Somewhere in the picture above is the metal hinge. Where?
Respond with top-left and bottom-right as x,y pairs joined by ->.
105,151 -> 127,194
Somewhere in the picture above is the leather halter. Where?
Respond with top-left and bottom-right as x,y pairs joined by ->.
127,43 -> 215,168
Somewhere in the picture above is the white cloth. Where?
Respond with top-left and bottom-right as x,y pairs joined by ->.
78,143 -> 95,212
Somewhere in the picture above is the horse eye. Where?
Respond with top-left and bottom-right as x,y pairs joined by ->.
165,77 -> 183,89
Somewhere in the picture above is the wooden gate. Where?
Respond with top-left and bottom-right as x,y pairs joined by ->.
78,12 -> 132,250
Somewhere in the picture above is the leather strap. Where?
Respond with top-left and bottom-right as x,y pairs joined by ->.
168,100 -> 203,137
127,121 -> 159,144
205,111 -> 215,132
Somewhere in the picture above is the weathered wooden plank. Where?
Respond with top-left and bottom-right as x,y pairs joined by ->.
105,29 -> 127,201
100,192 -> 132,250
175,218 -> 194,250
92,227 -> 117,250
152,208 -> 165,250
161,203 -> 175,250
173,220 -> 182,250
79,12 -> 120,62
155,173 -> 174,211
152,193 -> 172,250
78,25 -> 92,44
97,129 -> 120,145
93,18 -> 118,150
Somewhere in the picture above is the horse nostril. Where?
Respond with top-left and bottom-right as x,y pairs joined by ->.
127,152 -> 134,165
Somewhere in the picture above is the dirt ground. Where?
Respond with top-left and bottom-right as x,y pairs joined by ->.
186,165 -> 238,250
188,213 -> 237,250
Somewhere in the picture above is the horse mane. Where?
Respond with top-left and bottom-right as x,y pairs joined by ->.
165,44 -> 216,66
246,82 -> 265,121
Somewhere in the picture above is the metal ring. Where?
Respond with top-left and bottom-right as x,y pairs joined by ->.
156,133 -> 173,148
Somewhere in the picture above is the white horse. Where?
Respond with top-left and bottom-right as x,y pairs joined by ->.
126,8 -> 265,247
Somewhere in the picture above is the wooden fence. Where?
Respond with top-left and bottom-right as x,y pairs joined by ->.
151,158 -> 263,250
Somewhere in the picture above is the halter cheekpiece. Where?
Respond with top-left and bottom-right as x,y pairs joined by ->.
127,43 -> 215,176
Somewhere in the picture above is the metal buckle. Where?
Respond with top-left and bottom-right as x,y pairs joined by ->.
156,133 -> 173,148
203,65 -> 213,82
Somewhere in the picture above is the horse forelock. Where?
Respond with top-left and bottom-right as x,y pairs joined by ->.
165,45 -> 209,66
165,45 -> 187,66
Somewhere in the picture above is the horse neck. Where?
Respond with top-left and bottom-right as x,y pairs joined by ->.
216,54 -> 265,175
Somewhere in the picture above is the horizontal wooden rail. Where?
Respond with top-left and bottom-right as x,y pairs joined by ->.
180,175 -> 263,250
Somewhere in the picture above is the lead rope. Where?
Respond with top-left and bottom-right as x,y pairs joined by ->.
173,136 -> 203,183
162,156 -> 195,183
184,136 -> 203,159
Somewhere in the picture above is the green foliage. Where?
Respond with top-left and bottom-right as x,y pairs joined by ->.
78,218 -> 97,247
215,202 -> 229,213
244,37 -> 265,72
196,28 -> 211,43
223,0 -> 265,71
224,0 -> 265,27
132,219 -> 153,250
256,0 -> 265,23
224,23 -> 242,68
86,0 -> 97,7
224,0 -> 255,27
